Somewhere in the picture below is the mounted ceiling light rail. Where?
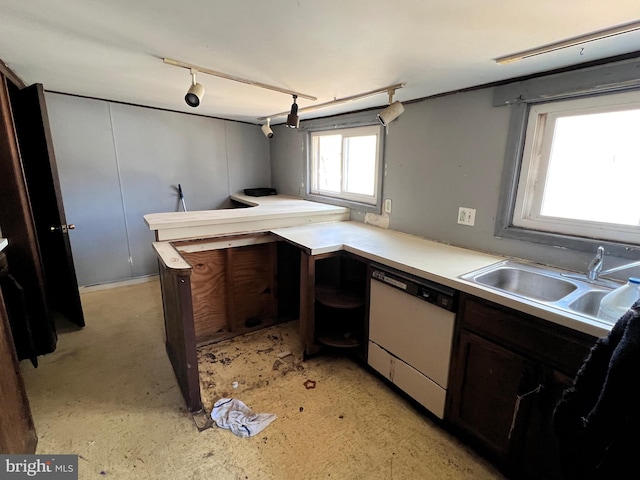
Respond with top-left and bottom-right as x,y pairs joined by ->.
258,83 -> 405,122
495,19 -> 640,64
163,58 -> 317,105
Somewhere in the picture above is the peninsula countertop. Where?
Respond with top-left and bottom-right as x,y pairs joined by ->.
144,194 -> 349,241
147,195 -> 609,339
153,224 -> 610,340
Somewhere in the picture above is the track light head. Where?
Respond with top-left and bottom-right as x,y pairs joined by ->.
185,69 -> 205,107
286,95 -> 299,129
261,118 -> 274,139
377,100 -> 404,126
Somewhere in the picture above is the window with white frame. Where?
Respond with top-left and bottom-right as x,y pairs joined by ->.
512,90 -> 640,245
309,125 -> 383,208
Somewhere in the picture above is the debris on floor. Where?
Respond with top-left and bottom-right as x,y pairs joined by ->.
303,379 -> 316,390
211,398 -> 276,438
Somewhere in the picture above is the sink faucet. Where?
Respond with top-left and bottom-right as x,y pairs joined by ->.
588,245 -> 640,282
587,246 -> 605,281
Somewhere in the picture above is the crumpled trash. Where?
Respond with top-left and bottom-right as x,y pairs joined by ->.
211,398 -> 276,438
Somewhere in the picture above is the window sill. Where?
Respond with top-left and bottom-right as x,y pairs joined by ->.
495,224 -> 640,260
305,193 -> 381,214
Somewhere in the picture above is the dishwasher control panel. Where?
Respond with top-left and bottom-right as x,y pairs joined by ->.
371,266 -> 457,312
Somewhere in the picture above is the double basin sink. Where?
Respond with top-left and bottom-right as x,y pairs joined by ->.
460,260 -> 622,326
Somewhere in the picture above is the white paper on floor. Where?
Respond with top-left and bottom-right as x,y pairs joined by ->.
211,398 -> 277,438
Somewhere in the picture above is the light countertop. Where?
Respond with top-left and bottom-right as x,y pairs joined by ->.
270,222 -> 609,338
144,194 -> 349,241
148,195 -> 610,339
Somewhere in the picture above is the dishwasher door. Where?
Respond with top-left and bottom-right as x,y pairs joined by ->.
369,278 -> 455,389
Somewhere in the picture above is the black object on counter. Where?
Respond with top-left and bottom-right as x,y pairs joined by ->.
244,188 -> 277,197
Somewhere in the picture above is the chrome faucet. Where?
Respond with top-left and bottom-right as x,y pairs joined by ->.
588,245 -> 640,282
587,246 -> 605,281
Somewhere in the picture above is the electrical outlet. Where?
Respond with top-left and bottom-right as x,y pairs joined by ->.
457,207 -> 476,226
384,198 -> 392,214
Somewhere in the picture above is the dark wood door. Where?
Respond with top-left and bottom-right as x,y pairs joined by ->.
0,76 -> 55,359
8,83 -> 84,327
448,330 -> 537,461
519,368 -> 573,480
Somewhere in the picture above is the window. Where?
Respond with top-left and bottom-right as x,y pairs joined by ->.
512,90 -> 640,245
308,125 -> 383,210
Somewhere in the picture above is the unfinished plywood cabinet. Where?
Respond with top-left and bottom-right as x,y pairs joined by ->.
156,234 -> 281,412
178,238 -> 277,345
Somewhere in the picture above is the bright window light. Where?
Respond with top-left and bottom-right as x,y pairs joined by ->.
310,125 -> 382,206
513,90 -> 640,244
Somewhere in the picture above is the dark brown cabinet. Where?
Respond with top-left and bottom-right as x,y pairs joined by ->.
299,251 -> 368,358
447,293 -> 596,479
450,330 -> 536,460
0,270 -> 37,453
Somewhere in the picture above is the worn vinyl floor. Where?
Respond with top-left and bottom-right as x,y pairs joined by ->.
20,278 -> 506,480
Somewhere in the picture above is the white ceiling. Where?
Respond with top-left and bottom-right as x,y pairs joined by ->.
1,0 -> 640,125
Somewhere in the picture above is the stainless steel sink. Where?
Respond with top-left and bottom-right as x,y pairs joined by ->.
460,260 -> 621,325
472,267 -> 577,302
564,290 -> 609,318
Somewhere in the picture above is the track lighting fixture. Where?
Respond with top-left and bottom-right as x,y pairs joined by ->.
377,88 -> 404,126
258,83 -> 405,124
185,69 -> 205,107
261,118 -> 274,139
165,58 -> 316,108
286,95 -> 300,129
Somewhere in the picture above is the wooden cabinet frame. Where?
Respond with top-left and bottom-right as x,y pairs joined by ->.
299,250 -> 368,358
156,233 -> 281,412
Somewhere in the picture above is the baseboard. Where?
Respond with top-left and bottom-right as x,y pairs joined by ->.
79,274 -> 159,292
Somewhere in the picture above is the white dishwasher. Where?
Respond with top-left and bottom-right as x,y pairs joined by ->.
368,265 -> 457,419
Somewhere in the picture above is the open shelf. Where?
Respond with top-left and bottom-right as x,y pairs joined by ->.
315,285 -> 365,310
311,253 -> 368,354
316,331 -> 361,348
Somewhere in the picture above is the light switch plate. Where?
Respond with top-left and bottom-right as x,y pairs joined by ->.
384,198 -> 392,214
458,207 -> 476,226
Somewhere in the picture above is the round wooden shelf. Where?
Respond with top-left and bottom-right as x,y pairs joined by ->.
315,286 -> 364,309
316,331 -> 362,348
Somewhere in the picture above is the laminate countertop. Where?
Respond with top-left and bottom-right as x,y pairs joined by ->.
148,195 -> 609,339
144,194 -> 349,241
270,221 -> 608,339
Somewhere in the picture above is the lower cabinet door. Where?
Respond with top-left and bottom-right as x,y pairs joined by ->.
448,330 -> 537,460
519,368 -> 573,480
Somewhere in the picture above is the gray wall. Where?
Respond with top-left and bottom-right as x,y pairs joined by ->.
46,93 -> 271,286
270,87 -> 635,278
